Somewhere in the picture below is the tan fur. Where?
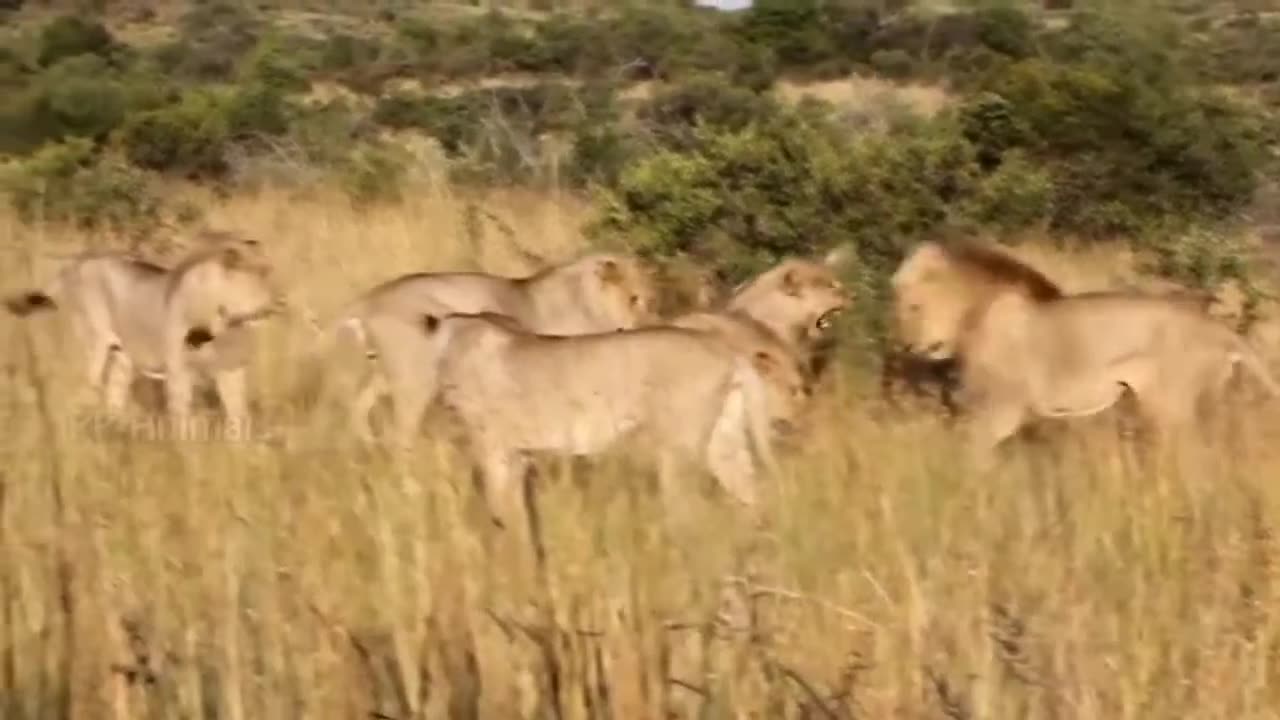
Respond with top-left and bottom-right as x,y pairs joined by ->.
318,252 -> 661,440
669,310 -> 813,425
891,240 -> 1280,463
4,233 -> 285,427
404,312 -> 809,531
717,250 -> 853,377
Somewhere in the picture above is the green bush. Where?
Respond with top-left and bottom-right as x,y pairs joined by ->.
239,34 -> 314,94
869,49 -> 915,80
532,13 -> 606,75
160,1 -> 262,82
320,33 -> 383,72
973,6 -> 1036,60
373,83 -> 582,157
1140,223 -> 1267,330
339,141 -> 410,204
736,0 -> 834,69
116,91 -> 231,177
601,108 -> 979,284
1143,224 -> 1253,293
2,138 -> 162,233
965,149 -> 1054,233
0,44 -> 30,88
224,83 -> 293,141
0,55 -> 169,154
970,57 -> 1267,237
37,16 -> 114,68
636,75 -> 779,149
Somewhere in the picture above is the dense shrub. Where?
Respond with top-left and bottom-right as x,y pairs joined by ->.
340,141 -> 410,204
117,91 -> 232,177
869,49 -> 915,79
736,0 -> 834,69
966,58 -> 1266,236
373,83 -> 582,157
319,33 -> 383,72
37,16 -> 114,68
601,108 -> 978,284
2,138 -> 162,233
159,1 -> 262,82
635,75 -> 779,149
239,34 -> 314,93
0,55 -> 172,155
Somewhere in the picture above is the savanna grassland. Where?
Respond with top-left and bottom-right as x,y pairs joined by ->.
6,1 -> 1280,718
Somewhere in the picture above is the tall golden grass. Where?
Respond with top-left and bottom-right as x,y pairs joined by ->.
4,186 -> 1280,719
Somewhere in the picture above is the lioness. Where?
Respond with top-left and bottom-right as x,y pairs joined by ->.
676,251 -> 852,388
406,312 -> 810,529
4,234 -> 285,427
891,240 -> 1280,461
723,253 -> 852,360
320,252 -> 661,440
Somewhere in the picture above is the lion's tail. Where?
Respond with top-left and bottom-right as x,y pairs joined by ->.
1229,336 -> 1280,399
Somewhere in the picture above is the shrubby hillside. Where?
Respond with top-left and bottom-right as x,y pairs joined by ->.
2,0 -> 1278,347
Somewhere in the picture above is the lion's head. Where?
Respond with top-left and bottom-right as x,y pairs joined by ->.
174,234 -> 284,329
575,253 -> 661,331
890,240 -> 1062,361
728,256 -> 852,348
748,344 -> 812,438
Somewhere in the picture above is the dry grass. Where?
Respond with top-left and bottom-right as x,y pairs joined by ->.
4,187 -> 1280,719
774,75 -> 955,120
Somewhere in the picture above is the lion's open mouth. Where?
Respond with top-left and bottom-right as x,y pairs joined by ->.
815,310 -> 840,331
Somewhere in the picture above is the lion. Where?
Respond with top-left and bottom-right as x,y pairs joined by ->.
723,252 -> 852,357
401,312 -> 811,531
679,250 -> 853,386
315,251 -> 661,440
4,233 -> 286,428
890,239 -> 1280,462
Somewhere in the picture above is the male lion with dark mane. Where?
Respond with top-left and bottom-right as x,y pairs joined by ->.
4,232 -> 287,427
891,239 -> 1280,462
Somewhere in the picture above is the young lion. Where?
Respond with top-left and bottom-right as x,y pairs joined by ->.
4,234 -> 285,428
317,252 -> 661,440
407,312 -> 810,530
721,252 -> 852,367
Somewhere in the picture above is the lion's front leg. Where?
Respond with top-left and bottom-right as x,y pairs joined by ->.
213,367 -> 248,426
350,369 -> 388,442
478,445 -> 527,532
703,390 -> 761,508
163,353 -> 196,432
965,398 -> 1026,470
102,348 -> 134,419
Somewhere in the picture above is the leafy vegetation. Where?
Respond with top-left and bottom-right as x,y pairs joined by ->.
0,0 -> 1274,346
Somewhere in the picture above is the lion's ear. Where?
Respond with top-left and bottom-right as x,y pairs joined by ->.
219,246 -> 245,269
598,259 -> 623,285
751,349 -> 778,375
781,269 -> 801,296
421,314 -> 441,334
822,244 -> 853,269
